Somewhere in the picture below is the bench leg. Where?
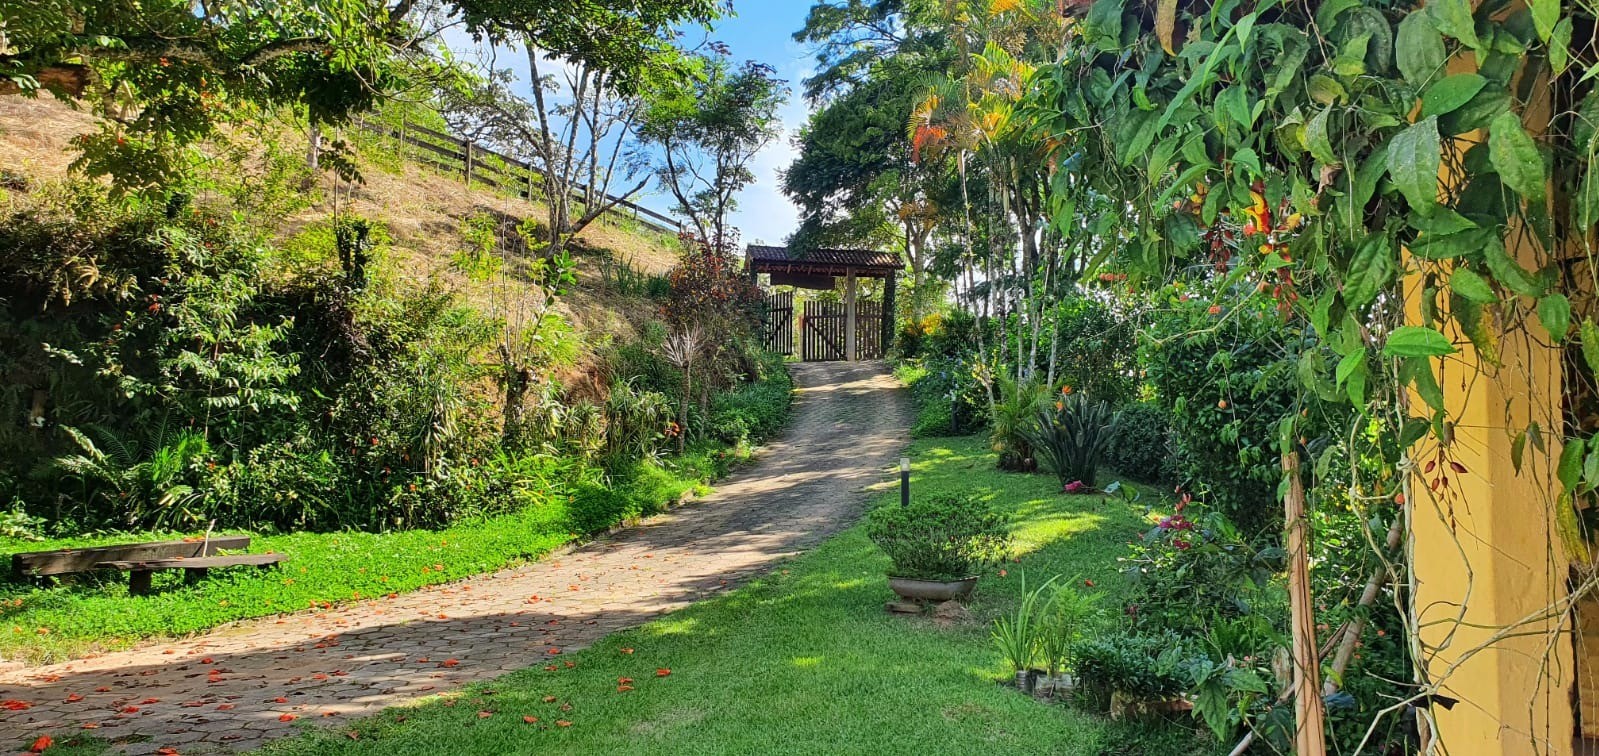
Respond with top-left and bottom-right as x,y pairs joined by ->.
184,568 -> 209,586
129,570 -> 153,596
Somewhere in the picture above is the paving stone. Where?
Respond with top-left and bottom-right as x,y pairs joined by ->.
0,362 -> 907,752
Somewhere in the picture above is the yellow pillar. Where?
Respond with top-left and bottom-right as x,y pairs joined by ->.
1407,53 -> 1573,750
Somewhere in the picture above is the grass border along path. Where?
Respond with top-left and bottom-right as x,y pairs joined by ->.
263,435 -> 1215,756
0,439 -> 761,666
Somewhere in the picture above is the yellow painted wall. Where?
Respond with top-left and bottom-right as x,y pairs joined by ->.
1407,45 -> 1574,751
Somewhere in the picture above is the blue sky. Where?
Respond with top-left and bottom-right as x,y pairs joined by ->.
446,4 -> 814,246
685,2 -> 814,246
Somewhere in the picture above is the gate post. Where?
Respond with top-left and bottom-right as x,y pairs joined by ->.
845,270 -> 858,361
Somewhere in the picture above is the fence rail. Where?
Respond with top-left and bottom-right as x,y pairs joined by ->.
355,119 -> 681,236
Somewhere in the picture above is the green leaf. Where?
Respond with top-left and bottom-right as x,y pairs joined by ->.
1538,293 -> 1572,343
1388,116 -> 1442,213
1308,74 -> 1348,106
1558,492 -> 1590,563
1559,436 -> 1586,492
1307,107 -> 1340,165
1450,267 -> 1498,303
1409,228 -> 1492,260
1396,11 -> 1447,89
1577,166 -> 1599,232
1482,237 -> 1545,297
1385,326 -> 1457,357
1406,357 -> 1446,412
1421,74 -> 1487,118
1512,430 -> 1527,472
1488,112 -> 1547,205
1581,320 -> 1599,376
1551,18 -> 1572,75
1336,350 -> 1368,406
1343,236 -> 1394,308
1531,0 -> 1559,41
1409,207 -> 1477,234
1428,0 -> 1481,49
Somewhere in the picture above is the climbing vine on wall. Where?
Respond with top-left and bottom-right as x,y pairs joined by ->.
1008,0 -> 1597,746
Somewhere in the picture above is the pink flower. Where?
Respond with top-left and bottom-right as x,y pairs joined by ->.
1063,480 -> 1087,494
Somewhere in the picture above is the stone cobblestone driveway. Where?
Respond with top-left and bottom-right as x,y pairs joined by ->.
0,361 -> 908,754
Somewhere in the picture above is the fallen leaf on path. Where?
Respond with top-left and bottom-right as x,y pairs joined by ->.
156,748 -> 180,756
28,735 -> 51,753
63,694 -> 83,703
440,659 -> 459,668
1,700 -> 31,710
217,703 -> 236,710
273,697 -> 288,704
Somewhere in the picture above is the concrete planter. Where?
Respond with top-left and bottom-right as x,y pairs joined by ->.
887,575 -> 979,602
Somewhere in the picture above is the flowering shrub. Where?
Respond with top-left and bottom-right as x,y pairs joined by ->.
1119,493 -> 1285,635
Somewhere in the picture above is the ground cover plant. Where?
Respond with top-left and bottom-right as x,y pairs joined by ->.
263,434 -> 1218,756
0,434 -> 779,665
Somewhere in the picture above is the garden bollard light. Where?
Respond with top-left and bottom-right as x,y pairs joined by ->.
900,457 -> 911,507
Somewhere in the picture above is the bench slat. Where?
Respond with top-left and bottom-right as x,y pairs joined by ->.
12,536 -> 252,577
96,553 -> 286,570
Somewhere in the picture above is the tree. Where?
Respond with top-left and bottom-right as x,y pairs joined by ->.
1,0 -> 424,189
639,57 -> 787,250
446,1 -> 724,260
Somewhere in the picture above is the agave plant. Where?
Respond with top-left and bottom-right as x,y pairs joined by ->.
1021,393 -> 1120,488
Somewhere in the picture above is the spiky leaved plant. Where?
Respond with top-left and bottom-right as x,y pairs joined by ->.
1021,393 -> 1120,489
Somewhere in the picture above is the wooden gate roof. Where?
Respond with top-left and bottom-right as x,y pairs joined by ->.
746,244 -> 901,278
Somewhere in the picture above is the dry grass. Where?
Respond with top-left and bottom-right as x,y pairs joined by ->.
0,95 -> 682,373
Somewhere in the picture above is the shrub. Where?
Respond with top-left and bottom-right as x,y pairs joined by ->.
601,380 -> 673,470
1119,496 -> 1285,635
897,355 -> 984,438
1102,402 -> 1176,484
1071,631 -> 1192,704
709,353 -> 793,444
989,376 -> 1046,471
865,494 -> 1011,581
1021,392 -> 1120,488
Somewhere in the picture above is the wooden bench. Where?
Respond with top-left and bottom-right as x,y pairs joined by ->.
12,536 -> 253,578
97,553 -> 288,595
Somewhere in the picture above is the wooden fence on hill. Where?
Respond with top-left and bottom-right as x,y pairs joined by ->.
354,118 -> 681,236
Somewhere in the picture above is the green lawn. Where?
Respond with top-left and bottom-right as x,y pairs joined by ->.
0,444 -> 744,664
258,435 -> 1214,756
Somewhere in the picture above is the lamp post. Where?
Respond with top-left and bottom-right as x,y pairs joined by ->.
900,457 -> 911,508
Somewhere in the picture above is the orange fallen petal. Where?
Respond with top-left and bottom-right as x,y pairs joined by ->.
617,685 -> 634,692
217,703 -> 236,710
620,648 -> 634,655
1,699 -> 31,711
279,713 -> 297,722
273,697 -> 288,704
656,668 -> 671,677
556,720 -> 572,727
523,715 -> 539,723
477,710 -> 494,718
29,735 -> 51,753
440,659 -> 459,668
64,693 -> 83,703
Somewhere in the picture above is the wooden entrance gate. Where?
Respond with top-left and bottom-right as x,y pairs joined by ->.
762,290 -> 794,356
800,299 -> 883,361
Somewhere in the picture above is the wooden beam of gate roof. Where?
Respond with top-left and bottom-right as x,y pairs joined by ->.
745,244 -> 901,278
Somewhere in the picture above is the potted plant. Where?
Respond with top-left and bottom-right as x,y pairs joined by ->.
866,494 -> 1010,603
